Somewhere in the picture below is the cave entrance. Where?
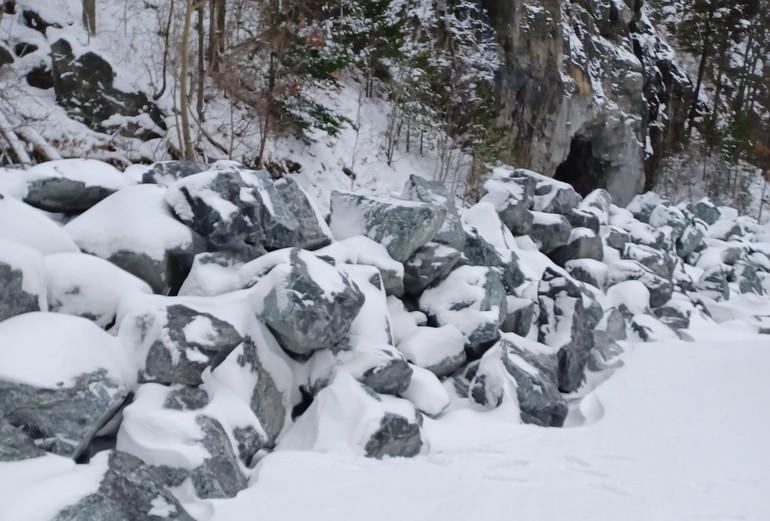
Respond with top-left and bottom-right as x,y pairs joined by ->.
553,136 -> 608,197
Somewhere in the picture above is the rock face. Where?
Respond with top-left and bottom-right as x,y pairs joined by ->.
484,0 -> 691,203
50,39 -> 165,140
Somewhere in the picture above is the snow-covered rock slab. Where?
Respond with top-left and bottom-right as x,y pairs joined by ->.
275,176 -> 333,250
329,191 -> 445,262
0,312 -> 131,459
0,238 -> 47,322
64,184 -> 201,294
397,324 -> 467,377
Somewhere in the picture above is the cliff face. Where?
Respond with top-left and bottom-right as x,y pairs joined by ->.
484,0 -> 693,205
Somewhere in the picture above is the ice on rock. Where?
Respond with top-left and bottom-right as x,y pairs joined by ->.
401,174 -> 466,250
401,364 -> 450,418
0,312 -> 131,459
165,163 -> 300,258
64,184 -> 201,294
279,372 -> 423,458
397,324 -> 467,377
0,194 -> 79,254
254,249 -> 365,355
419,265 -> 507,359
469,334 -> 567,426
44,252 -> 152,327
116,384 -> 255,499
329,190 -> 445,261
0,238 -> 47,322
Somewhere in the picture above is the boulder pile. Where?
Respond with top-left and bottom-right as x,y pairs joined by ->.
1,159 -> 769,517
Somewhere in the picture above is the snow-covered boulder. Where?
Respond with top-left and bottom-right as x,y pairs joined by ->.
480,169 -> 534,235
0,193 -> 79,254
470,335 -> 567,427
280,373 -> 423,459
549,227 -> 604,266
337,236 -> 404,296
403,242 -> 462,297
676,220 -> 706,259
565,207 -> 600,233
330,191 -> 445,262
579,188 -> 612,225
44,252 -> 152,327
627,192 -> 665,223
688,197 -> 720,226
255,249 -> 365,355
387,296 -> 424,345
119,300 -> 244,386
209,329 -> 294,449
605,225 -> 632,251
0,238 -> 47,322
622,242 -> 675,279
117,384 -> 254,499
732,261 -> 766,296
565,258 -> 608,289
538,268 -> 601,393
274,176 -> 333,250
165,164 -> 300,258
420,265 -> 507,359
64,184 -> 201,294
0,421 -> 46,462
401,174 -> 465,250
529,211 -> 571,253
695,266 -> 730,301
0,312 -> 131,459
20,159 -> 133,213
141,160 -> 206,186
648,202 -> 687,241
501,296 -> 538,337
607,259 -> 673,307
509,169 -> 581,214
652,293 -> 694,330
397,324 -> 467,377
623,220 -> 667,250
401,365 -> 450,418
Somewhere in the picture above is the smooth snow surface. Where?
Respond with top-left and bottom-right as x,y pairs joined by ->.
212,320 -> 770,521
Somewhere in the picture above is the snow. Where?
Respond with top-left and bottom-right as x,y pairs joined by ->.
397,325 -> 466,369
339,236 -> 404,284
64,184 -> 193,261
0,196 -> 80,254
210,322 -> 770,521
165,169 -> 241,223
26,159 -> 133,191
44,252 -> 152,327
0,238 -> 47,309
0,312 -> 132,389
400,365 -> 450,418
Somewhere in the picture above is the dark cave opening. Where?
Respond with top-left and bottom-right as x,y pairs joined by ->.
553,136 -> 608,197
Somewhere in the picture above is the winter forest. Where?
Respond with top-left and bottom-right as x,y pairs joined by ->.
1,0 -> 770,519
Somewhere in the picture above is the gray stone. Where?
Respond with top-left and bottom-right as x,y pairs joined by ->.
579,189 -> 612,223
132,304 -> 243,386
258,249 -> 365,355
0,421 -> 46,462
622,242 -> 675,279
688,198 -> 720,226
462,229 -> 525,293
648,203 -> 687,241
549,228 -> 604,266
0,261 -> 43,322
401,175 -> 465,250
627,192 -> 666,223
0,44 -> 12,67
600,308 -> 627,341
364,411 -> 423,459
733,261 -> 766,296
508,169 -> 581,214
605,226 -> 632,251
565,208 -> 600,232
588,331 -> 624,372
166,165 -> 301,258
530,212 -> 571,253
53,451 -> 194,521
141,160 -> 206,186
50,39 -> 165,140
403,242 -> 462,296
358,351 -> 413,395
653,299 -> 691,330
607,260 -> 673,307
275,176 -> 333,250
677,221 -> 706,258
480,171 -> 534,235
538,268 -> 600,393
23,177 -> 117,213
565,259 -> 608,289
0,369 -> 128,459
501,296 -> 537,337
696,266 -> 730,301
330,191 -> 445,261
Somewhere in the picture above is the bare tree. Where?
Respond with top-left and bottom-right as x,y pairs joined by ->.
179,0 -> 196,160
82,0 -> 96,35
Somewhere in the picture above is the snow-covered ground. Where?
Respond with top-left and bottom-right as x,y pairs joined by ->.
206,315 -> 770,521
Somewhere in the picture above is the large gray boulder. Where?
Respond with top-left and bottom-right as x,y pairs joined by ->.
274,176 -> 333,250
538,268 -> 600,393
420,265 -> 507,359
530,211 -> 572,253
165,164 -> 300,258
688,198 -> 721,226
510,169 -> 581,214
0,421 -> 46,462
470,335 -> 567,427
607,259 -> 674,307
52,451 -> 194,521
22,160 -> 133,213
480,169 -> 534,235
64,184 -> 202,294
0,313 -> 131,459
255,249 -> 365,355
0,238 -> 47,322
403,242 -> 462,296
401,175 -> 465,249
50,39 -> 165,140
549,228 -> 604,266
141,160 -> 206,186
329,191 -> 445,261
677,220 -> 706,259
120,302 -> 243,386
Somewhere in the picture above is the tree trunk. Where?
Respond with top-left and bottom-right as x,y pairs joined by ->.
686,9 -> 714,139
196,0 -> 206,125
179,0 -> 195,160
82,0 -> 96,35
